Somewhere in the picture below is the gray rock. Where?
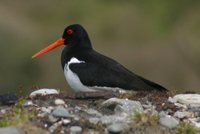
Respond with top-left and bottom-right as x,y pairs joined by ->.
55,99 -> 65,105
189,118 -> 200,129
70,126 -> 82,134
52,106 -> 71,118
49,121 -> 62,133
159,111 -> 167,117
62,119 -> 71,125
168,97 -> 177,103
159,115 -> 179,129
48,115 -> 58,123
173,94 -> 200,107
30,88 -> 59,98
102,98 -> 143,114
0,127 -> 23,134
37,106 -> 54,118
100,115 -> 127,125
174,102 -> 187,109
86,108 -> 102,117
23,100 -> 34,107
89,117 -> 100,124
107,123 -> 128,134
174,111 -> 187,119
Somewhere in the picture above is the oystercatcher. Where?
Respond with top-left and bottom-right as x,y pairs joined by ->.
32,24 -> 167,92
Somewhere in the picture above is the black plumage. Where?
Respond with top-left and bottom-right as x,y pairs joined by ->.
61,24 -> 167,92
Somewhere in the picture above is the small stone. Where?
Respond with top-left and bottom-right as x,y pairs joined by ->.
48,115 -> 58,123
173,94 -> 200,107
189,118 -> 200,129
89,117 -> 100,124
159,115 -> 179,129
49,121 -> 62,133
168,97 -> 177,103
44,123 -> 48,128
174,103 -> 187,109
38,112 -> 48,118
102,98 -> 143,114
30,88 -> 59,98
62,119 -> 71,125
0,126 -> 22,134
1,109 -> 7,114
70,126 -> 82,134
100,115 -> 126,125
0,93 -> 18,105
174,111 -> 187,119
55,99 -> 65,105
23,100 -> 33,107
107,123 -> 128,134
52,106 -> 70,118
86,108 -> 102,117
37,106 -> 54,117
74,116 -> 80,121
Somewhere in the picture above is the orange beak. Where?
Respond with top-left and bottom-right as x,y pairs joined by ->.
32,38 -> 65,59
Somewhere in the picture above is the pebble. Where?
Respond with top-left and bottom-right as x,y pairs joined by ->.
30,88 -> 59,98
23,100 -> 34,107
159,111 -> 167,117
102,98 -> 143,113
62,119 -> 71,125
0,126 -> 22,134
100,115 -> 126,125
159,115 -> 179,129
0,109 -> 7,114
55,99 -> 65,105
52,106 -> 71,118
168,97 -> 177,103
107,123 -> 128,134
0,93 -> 18,105
89,117 -> 100,124
173,94 -> 200,107
189,118 -> 200,129
174,111 -> 187,119
86,108 -> 102,117
48,115 -> 58,123
70,126 -> 82,134
49,121 -> 62,133
174,102 -> 187,109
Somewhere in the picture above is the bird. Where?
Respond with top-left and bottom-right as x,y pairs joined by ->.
32,24 -> 167,92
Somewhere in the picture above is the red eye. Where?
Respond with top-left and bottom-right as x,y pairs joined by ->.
67,29 -> 74,35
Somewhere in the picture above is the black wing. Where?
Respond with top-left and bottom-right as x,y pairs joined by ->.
69,56 -> 167,91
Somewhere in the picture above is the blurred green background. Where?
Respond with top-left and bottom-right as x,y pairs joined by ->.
0,0 -> 200,94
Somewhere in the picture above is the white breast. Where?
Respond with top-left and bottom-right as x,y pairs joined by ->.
64,57 -> 126,93
64,57 -> 95,92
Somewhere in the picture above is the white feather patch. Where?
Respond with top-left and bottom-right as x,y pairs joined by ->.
64,57 -> 126,93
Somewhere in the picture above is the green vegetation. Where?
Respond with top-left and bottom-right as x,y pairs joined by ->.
119,91 -> 137,99
0,98 -> 36,127
177,122 -> 197,134
132,111 -> 159,126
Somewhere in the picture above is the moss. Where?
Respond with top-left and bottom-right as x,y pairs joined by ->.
119,91 -> 137,99
0,98 -> 37,127
132,111 -> 159,126
176,122 -> 197,134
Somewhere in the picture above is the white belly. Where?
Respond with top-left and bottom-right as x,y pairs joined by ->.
64,57 -> 126,93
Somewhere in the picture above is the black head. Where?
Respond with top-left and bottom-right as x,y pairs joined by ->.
62,24 -> 92,49
32,24 -> 92,59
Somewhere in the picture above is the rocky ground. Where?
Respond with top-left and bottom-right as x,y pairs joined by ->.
0,89 -> 200,134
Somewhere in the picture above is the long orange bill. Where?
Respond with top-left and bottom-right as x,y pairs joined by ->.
32,38 -> 65,59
